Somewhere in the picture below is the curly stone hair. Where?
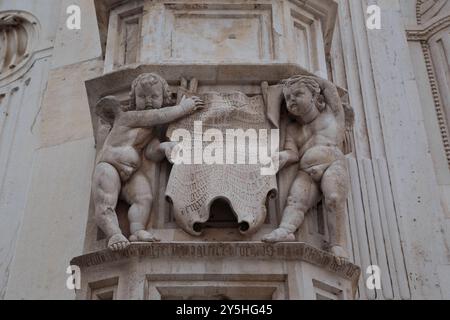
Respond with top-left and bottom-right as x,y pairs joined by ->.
281,75 -> 326,111
129,73 -> 173,110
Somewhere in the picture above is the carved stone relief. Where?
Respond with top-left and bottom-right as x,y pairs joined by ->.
92,73 -> 204,251
417,0 -> 450,24
165,91 -> 278,236
262,76 -> 353,259
90,72 -> 353,261
0,11 -> 37,81
407,1 -> 450,168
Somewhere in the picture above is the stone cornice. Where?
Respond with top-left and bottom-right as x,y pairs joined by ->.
71,242 -> 361,283
406,12 -> 450,169
406,15 -> 450,41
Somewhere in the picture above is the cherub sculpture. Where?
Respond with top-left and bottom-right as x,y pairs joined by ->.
263,75 -> 352,259
92,73 -> 204,251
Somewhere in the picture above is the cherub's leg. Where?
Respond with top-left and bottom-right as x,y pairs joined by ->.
321,159 -> 350,259
121,170 -> 160,242
263,171 -> 320,242
92,162 -> 130,251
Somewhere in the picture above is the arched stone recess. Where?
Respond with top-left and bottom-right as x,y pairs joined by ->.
0,11 -> 40,85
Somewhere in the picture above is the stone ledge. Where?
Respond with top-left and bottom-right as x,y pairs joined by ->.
71,242 -> 360,283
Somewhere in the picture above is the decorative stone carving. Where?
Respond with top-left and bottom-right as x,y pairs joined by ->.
417,0 -> 450,24
263,75 -> 353,260
71,242 -> 361,283
165,91 -> 278,236
71,242 -> 361,300
0,12 -> 37,80
92,73 -> 204,251
408,1 -> 450,169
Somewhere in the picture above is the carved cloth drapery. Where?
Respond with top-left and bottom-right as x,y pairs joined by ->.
166,91 -> 278,235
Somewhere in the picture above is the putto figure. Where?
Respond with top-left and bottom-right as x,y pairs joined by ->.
92,73 -> 204,251
263,75 -> 351,259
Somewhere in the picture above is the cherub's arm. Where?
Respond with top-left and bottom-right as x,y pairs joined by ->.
314,77 -> 345,116
121,106 -> 189,128
277,124 -> 300,171
121,96 -> 204,128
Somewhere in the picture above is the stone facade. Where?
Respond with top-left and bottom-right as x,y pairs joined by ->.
0,0 -> 449,300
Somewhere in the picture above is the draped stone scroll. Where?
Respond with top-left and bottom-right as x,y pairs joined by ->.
165,91 -> 278,236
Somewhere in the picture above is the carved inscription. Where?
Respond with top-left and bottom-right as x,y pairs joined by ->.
72,242 -> 360,281
165,91 -> 278,236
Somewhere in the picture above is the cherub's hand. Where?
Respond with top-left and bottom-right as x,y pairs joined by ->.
180,95 -> 194,109
164,142 -> 183,164
180,95 -> 205,114
276,151 -> 290,172
191,96 -> 205,111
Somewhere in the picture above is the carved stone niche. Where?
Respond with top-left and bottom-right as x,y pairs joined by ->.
0,11 -> 38,82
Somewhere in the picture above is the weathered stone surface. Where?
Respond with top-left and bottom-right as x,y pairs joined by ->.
71,241 -> 360,300
71,242 -> 360,282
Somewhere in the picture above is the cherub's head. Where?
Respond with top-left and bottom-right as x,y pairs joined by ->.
281,76 -> 325,118
130,73 -> 172,111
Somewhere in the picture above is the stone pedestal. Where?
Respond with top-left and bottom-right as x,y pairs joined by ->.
71,242 -> 360,300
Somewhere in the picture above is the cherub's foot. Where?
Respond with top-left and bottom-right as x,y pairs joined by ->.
108,233 -> 130,251
262,228 -> 296,243
129,230 -> 160,243
330,245 -> 349,265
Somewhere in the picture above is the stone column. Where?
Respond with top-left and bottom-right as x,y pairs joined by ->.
333,0 -> 448,299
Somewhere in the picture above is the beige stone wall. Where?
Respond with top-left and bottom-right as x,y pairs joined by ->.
0,0 -> 60,299
0,0 -> 102,299
402,0 -> 450,299
329,0 -> 450,300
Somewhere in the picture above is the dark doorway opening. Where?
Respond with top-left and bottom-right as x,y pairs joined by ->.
204,198 -> 239,229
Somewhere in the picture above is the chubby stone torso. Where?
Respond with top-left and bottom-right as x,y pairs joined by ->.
288,106 -> 345,160
97,119 -> 155,182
